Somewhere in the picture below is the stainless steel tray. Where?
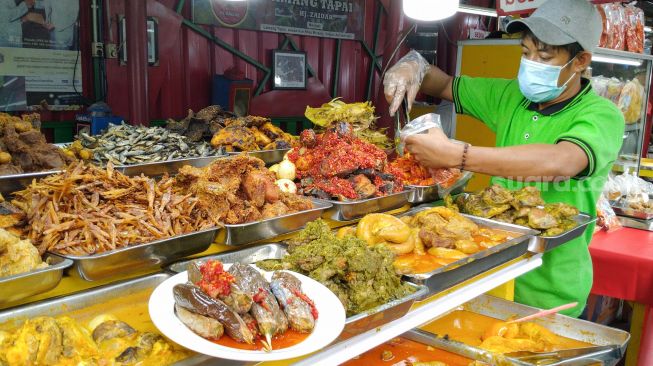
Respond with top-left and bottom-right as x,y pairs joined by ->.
611,204 -> 653,220
529,213 -> 596,253
617,215 -> 653,231
317,189 -> 413,222
51,227 -> 219,281
405,294 -> 630,366
214,199 -> 332,246
117,155 -> 226,177
166,243 -> 429,341
398,207 -> 538,294
227,148 -> 290,165
0,273 -> 227,366
407,171 -> 473,204
0,255 -> 73,306
0,170 -> 61,195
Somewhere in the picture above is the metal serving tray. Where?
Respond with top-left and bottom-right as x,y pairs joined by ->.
51,227 -> 219,281
455,193 -> 595,254
0,170 -> 61,195
407,171 -> 473,204
214,199 -> 332,246
404,294 -> 630,366
0,273 -> 228,366
166,243 -> 429,341
318,189 -> 413,222
611,204 -> 653,221
227,148 -> 290,165
117,155 -> 226,177
0,255 -> 72,306
528,213 -> 596,253
398,207 -> 538,294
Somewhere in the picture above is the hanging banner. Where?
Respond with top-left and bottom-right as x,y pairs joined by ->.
497,0 -> 626,16
192,0 -> 366,40
0,0 -> 82,111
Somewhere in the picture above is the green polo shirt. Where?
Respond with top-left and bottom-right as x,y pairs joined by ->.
452,76 -> 624,317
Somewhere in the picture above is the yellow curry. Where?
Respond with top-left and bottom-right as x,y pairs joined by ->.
0,290 -> 190,366
423,310 -> 592,354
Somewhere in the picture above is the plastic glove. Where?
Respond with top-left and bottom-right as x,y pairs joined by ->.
383,50 -> 430,116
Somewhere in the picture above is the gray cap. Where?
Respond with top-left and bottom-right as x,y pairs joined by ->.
506,0 -> 602,52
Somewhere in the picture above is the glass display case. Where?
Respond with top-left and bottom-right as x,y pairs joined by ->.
589,47 -> 653,176
452,40 -> 653,190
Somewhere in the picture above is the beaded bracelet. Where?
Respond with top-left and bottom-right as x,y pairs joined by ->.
460,143 -> 470,171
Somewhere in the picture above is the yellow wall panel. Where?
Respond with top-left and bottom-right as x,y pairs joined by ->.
455,42 -> 522,190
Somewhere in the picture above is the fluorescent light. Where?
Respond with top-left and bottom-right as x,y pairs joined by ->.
592,54 -> 643,66
645,26 -> 652,33
403,0 -> 459,21
458,4 -> 497,17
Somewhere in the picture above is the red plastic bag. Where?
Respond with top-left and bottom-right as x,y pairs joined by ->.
609,3 -> 626,51
625,3 -> 644,53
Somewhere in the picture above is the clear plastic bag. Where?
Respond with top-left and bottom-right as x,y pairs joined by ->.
617,78 -> 644,124
397,113 -> 443,153
596,194 -> 623,233
625,2 -> 644,53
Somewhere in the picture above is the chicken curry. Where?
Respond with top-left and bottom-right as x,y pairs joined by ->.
342,337 -> 473,366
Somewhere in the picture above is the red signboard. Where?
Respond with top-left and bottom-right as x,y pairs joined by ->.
497,0 -> 627,16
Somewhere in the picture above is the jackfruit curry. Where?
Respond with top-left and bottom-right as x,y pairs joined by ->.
338,207 -> 520,275
423,310 -> 592,355
0,289 -> 190,366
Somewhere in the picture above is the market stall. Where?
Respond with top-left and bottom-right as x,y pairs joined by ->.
0,0 -> 648,365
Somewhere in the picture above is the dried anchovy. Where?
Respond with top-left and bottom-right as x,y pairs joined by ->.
11,161 -> 221,255
78,123 -> 223,166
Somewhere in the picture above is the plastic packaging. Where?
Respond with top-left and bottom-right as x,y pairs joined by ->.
597,4 -> 609,49
397,113 -> 443,157
625,2 -> 644,54
617,78 -> 644,124
596,194 -> 623,233
606,78 -> 625,105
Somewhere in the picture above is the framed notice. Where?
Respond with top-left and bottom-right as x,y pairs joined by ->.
272,50 -> 307,90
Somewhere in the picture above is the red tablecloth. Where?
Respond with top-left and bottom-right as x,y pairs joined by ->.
590,228 -> 653,306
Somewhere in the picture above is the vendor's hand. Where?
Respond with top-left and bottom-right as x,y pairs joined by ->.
383,50 -> 430,117
404,128 -> 464,169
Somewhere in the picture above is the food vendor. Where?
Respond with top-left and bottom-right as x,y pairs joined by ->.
383,0 -> 623,317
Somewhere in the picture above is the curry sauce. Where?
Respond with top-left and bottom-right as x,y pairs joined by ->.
342,337 -> 472,366
423,310 -> 592,352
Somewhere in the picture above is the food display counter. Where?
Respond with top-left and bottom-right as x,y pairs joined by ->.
0,92 -> 631,366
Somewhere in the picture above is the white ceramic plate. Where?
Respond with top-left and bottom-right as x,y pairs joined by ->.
149,265 -> 346,362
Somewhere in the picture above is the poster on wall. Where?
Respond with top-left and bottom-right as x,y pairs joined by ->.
192,0 -> 365,40
0,0 -> 82,111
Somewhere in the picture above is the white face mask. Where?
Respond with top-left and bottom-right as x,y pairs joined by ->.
518,57 -> 577,103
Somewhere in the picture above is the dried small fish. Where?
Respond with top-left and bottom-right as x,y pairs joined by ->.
11,161 -> 221,255
78,123 -> 223,166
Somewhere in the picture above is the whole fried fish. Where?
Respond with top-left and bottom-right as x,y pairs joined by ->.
175,304 -> 224,339
188,260 -> 253,314
173,283 -> 254,344
270,272 -> 317,332
229,263 -> 288,351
